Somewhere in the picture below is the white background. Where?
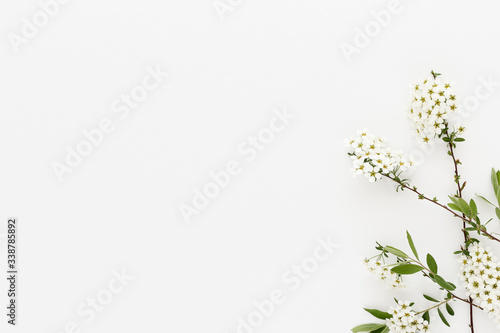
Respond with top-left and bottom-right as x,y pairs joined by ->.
1,0 -> 500,332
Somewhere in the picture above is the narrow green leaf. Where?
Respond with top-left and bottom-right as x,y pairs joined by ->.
422,311 -> 430,322
438,308 -> 450,327
492,168 -> 499,194
470,199 -> 478,217
455,137 -> 465,142
370,326 -> 388,333
496,208 -> 500,220
351,324 -> 385,332
446,303 -> 454,316
496,188 -> 500,208
426,254 -> 438,274
476,194 -> 495,207
364,309 -> 392,320
449,195 -> 460,206
447,203 -> 461,212
423,294 -> 439,302
385,246 -> 408,259
457,198 -> 471,216
434,275 -> 455,290
406,231 -> 419,260
391,264 -> 424,275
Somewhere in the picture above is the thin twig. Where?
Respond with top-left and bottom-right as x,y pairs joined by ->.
444,128 -> 474,333
381,174 -> 500,243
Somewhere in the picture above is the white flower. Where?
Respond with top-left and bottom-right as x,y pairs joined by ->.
386,300 -> 429,333
346,129 -> 414,182
363,258 -> 406,289
459,242 -> 500,328
409,75 -> 460,145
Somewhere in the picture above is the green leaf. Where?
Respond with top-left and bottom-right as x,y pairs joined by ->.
434,275 -> 456,290
364,309 -> 392,320
449,195 -> 460,206
391,264 -> 424,275
496,208 -> 500,220
455,137 -> 465,142
496,188 -> 500,208
406,231 -> 419,260
422,311 -> 430,322
351,324 -> 386,332
477,194 -> 495,207
370,326 -> 388,333
457,198 -> 471,216
446,303 -> 454,316
426,254 -> 438,274
470,199 -> 478,217
385,246 -> 408,259
423,294 -> 439,302
447,203 -> 461,212
492,168 -> 499,195
438,308 -> 450,327
442,137 -> 451,143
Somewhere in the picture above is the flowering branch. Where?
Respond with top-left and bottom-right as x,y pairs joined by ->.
382,244 -> 482,310
347,72 -> 500,332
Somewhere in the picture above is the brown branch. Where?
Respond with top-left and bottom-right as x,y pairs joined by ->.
446,131 -> 469,243
444,128 -> 474,333
413,260 -> 483,311
381,174 -> 500,243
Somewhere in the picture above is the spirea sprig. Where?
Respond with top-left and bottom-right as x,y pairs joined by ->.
345,129 -> 414,182
363,258 -> 406,289
408,74 -> 460,145
460,242 -> 500,328
347,72 -> 499,333
386,301 -> 429,333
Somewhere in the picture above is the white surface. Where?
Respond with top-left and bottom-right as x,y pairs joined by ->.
1,0 -> 500,332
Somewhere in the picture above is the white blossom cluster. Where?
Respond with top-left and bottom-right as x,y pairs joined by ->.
386,301 -> 430,333
363,258 -> 406,289
408,75 -> 460,145
460,242 -> 500,328
345,129 -> 414,182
